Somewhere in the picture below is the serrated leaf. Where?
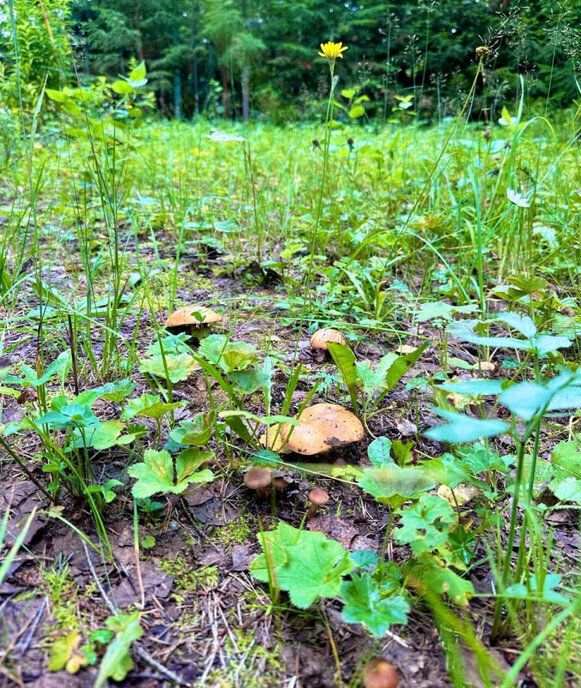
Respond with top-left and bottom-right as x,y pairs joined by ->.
169,412 -> 214,446
341,573 -> 409,637
122,393 -> 185,421
415,301 -> 477,323
359,466 -> 435,508
250,522 -> 354,608
128,449 -> 214,498
394,494 -> 457,556
349,550 -> 380,570
139,353 -> 200,383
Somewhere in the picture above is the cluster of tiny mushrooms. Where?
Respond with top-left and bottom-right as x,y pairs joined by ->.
163,310 -> 399,683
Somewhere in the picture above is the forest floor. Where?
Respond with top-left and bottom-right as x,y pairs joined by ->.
1,117 -> 580,688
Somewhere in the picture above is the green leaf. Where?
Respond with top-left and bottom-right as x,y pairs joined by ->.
341,573 -> 409,637
392,440 -> 415,466
250,522 -> 355,608
122,393 -> 185,421
229,366 -> 271,394
349,550 -> 380,570
367,436 -> 394,467
437,380 -> 506,396
348,105 -> 365,119
139,353 -> 199,383
425,408 -> 509,444
327,342 -> 359,414
409,561 -> 474,605
414,301 -> 477,323
71,420 -> 132,451
495,313 -> 537,339
169,412 -> 214,446
199,334 -> 259,372
48,631 -> 84,672
551,441 -> 581,481
450,319 -> 571,355
37,403 -> 100,430
341,88 -> 356,98
95,613 -> 143,687
504,574 -> 568,605
384,342 -> 430,391
128,449 -> 214,498
128,61 -> 147,82
111,79 -> 134,95
359,466 -> 435,508
96,379 -> 136,403
500,382 -> 550,420
46,88 -> 68,103
550,476 -> 581,503
394,495 -> 457,556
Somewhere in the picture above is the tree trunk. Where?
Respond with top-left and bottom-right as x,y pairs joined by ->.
132,0 -> 145,61
220,65 -> 230,118
241,64 -> 250,121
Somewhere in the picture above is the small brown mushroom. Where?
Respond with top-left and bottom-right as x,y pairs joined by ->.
310,328 -> 348,361
243,467 -> 272,499
306,487 -> 329,519
267,403 -> 364,457
164,305 -> 223,339
272,471 -> 292,492
363,659 -> 399,688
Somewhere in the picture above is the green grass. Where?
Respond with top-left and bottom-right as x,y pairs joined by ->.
1,97 -> 580,687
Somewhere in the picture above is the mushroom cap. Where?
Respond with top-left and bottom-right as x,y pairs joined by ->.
165,305 -> 223,329
308,487 -> 329,506
310,328 -> 347,351
278,403 -> 364,456
243,467 -> 272,491
363,659 -> 399,688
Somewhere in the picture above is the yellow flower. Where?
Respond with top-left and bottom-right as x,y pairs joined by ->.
318,41 -> 348,62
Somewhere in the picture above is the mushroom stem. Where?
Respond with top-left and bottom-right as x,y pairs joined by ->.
306,487 -> 329,520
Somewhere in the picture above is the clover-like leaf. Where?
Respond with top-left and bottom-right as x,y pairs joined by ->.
341,572 -> 409,637
128,449 -> 214,498
250,522 -> 355,608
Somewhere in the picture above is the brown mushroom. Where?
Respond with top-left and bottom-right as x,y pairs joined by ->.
243,467 -> 272,499
271,403 -> 364,456
362,659 -> 399,688
261,403 -> 364,456
306,487 -> 329,519
164,305 -> 223,338
310,328 -> 348,361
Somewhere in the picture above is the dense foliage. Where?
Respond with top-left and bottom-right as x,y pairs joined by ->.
1,0 -> 580,121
